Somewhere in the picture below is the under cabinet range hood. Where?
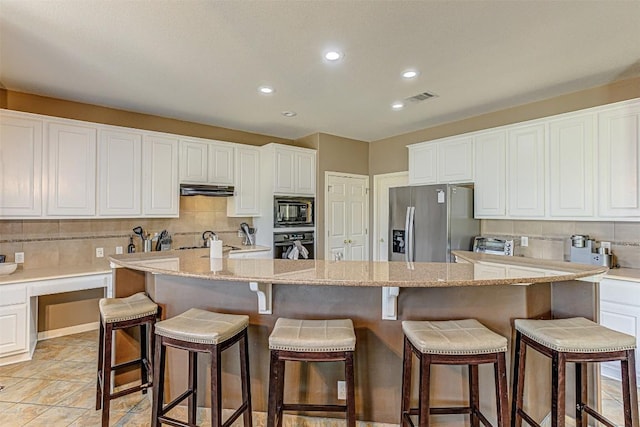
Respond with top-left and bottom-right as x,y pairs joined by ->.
179,184 -> 235,197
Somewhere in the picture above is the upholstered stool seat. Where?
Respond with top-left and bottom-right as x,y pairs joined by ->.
512,317 -> 639,427
151,308 -> 252,427
401,319 -> 509,427
96,292 -> 159,427
267,318 -> 357,427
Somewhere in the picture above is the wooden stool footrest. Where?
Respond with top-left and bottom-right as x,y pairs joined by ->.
159,389 -> 194,415
517,409 -> 542,427
157,415 -> 192,427
282,403 -> 348,413
222,402 -> 250,427
583,405 -> 617,427
110,383 -> 151,400
112,358 -> 143,371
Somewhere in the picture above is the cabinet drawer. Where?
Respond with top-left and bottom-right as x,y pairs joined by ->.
600,278 -> 640,306
0,284 -> 27,306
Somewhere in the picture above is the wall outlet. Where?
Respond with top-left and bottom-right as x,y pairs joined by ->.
115,246 -> 123,254
521,236 -> 529,247
238,229 -> 244,238
15,252 -> 24,264
96,247 -> 104,258
337,380 -> 346,400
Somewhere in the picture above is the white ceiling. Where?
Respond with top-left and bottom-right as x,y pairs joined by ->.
1,1 -> 639,142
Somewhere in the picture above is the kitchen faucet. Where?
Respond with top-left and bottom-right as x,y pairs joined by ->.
202,230 -> 217,247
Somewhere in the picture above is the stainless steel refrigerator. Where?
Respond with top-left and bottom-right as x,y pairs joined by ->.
389,184 -> 479,262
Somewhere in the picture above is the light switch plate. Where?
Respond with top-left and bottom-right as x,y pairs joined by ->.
115,246 -> 123,254
96,248 -> 104,258
521,236 -> 529,247
15,252 -> 24,264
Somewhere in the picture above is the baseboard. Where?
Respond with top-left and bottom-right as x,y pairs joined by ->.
37,321 -> 99,341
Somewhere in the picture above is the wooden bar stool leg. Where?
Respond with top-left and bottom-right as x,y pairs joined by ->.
621,349 -> 639,427
240,330 -> 253,427
95,320 -> 105,411
188,351 -> 198,425
494,352 -> 509,427
511,332 -> 526,427
469,364 -> 480,427
345,351 -> 356,427
140,322 -> 149,394
151,336 -> 166,427
401,336 -> 413,427
101,322 -> 114,427
551,352 -> 566,427
266,351 -> 279,427
276,356 -> 286,427
210,345 -> 223,427
575,362 -> 587,427
418,352 -> 431,427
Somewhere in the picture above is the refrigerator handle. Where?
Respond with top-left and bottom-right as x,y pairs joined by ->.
404,206 -> 411,262
408,206 -> 416,262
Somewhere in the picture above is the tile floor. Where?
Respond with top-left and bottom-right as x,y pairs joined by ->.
0,330 -> 636,426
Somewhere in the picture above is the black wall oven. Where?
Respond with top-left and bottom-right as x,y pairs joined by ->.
274,231 -> 315,260
274,196 -> 314,228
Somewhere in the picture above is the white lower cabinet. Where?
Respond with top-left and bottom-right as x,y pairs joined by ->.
0,284 -> 28,358
599,278 -> 640,382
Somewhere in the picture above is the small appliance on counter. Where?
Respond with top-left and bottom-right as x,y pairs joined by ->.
569,235 -> 614,268
472,237 -> 514,256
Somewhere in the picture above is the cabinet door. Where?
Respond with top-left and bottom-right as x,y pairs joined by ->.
408,143 -> 437,185
295,150 -> 316,195
507,123 -> 545,217
179,139 -> 208,183
0,304 -> 27,356
549,114 -> 595,217
208,142 -> 234,185
46,122 -> 97,216
598,102 -> 640,217
438,136 -> 473,183
0,112 -> 43,217
143,135 -> 179,216
228,146 -> 260,216
474,130 -> 506,217
274,148 -> 295,194
98,129 -> 142,216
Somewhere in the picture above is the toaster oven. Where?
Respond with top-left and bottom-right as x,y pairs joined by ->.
472,237 -> 514,256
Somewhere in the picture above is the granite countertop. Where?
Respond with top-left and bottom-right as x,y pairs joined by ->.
107,250 -> 607,288
606,268 -> 640,283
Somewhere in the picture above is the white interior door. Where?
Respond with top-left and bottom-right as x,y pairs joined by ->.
325,173 -> 369,261
373,172 -> 408,261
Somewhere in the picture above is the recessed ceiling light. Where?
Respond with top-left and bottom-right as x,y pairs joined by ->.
391,102 -> 404,110
259,86 -> 274,94
281,111 -> 297,117
402,70 -> 419,79
324,51 -> 343,61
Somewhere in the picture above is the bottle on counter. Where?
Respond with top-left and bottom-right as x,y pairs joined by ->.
127,236 -> 136,253
209,235 -> 223,258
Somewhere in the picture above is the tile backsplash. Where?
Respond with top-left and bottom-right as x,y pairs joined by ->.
482,219 -> 640,268
0,196 -> 252,270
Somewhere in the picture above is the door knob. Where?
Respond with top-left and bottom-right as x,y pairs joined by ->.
344,240 -> 348,244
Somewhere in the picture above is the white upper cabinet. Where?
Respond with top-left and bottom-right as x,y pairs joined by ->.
548,113 -> 595,217
45,122 -> 97,216
228,146 -> 260,216
0,111 -> 43,217
437,136 -> 474,183
507,123 -> 546,217
598,101 -> 640,218
98,129 -> 142,216
408,137 -> 473,185
271,145 -> 316,195
179,138 -> 234,185
474,130 -> 506,217
408,143 -> 437,185
143,135 -> 179,216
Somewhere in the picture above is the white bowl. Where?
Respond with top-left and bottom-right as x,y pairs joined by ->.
0,262 -> 17,275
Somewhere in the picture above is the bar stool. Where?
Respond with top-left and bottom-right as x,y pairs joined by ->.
401,319 -> 509,427
267,318 -> 357,427
151,308 -> 252,427
96,292 -> 159,427
511,317 -> 638,427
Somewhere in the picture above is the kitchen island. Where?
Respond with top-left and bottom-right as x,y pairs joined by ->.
109,250 -> 607,425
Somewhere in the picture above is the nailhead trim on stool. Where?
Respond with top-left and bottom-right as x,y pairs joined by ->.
95,292 -> 159,427
267,318 -> 357,427
511,317 -> 639,427
401,319 -> 509,427
151,308 -> 252,427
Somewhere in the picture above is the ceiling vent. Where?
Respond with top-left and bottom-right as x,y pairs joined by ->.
405,91 -> 438,103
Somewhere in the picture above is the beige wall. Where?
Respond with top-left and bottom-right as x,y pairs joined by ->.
369,76 -> 640,176
0,89 -> 294,146
309,133 -> 369,258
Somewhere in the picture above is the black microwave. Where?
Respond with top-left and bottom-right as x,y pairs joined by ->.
274,196 -> 314,228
